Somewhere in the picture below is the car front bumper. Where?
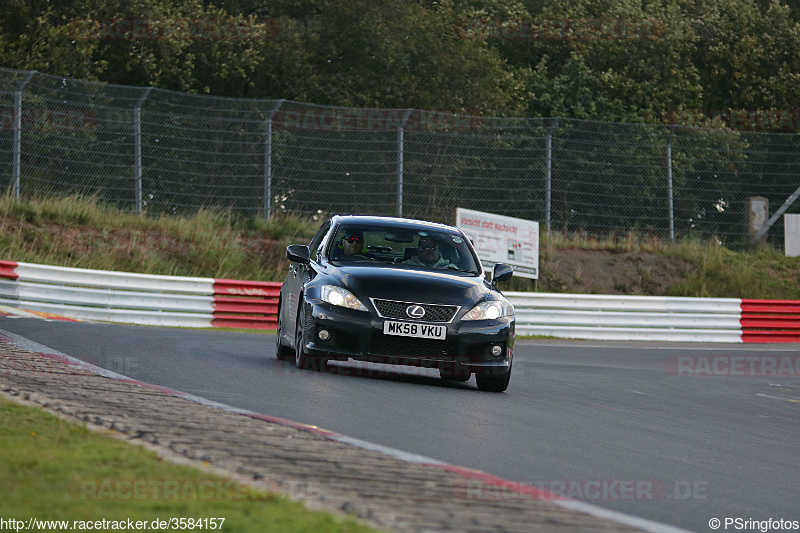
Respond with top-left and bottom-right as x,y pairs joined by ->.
299,298 -> 514,373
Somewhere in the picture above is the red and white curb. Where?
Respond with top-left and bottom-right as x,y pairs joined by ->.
0,303 -> 79,321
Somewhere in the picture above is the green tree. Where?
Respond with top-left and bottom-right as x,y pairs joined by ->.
0,0 -> 105,79
689,0 -> 800,111
248,0 -> 524,113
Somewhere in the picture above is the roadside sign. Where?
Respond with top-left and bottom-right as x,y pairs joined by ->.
456,208 -> 539,279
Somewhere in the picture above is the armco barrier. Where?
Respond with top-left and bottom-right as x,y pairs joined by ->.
212,279 -> 281,329
505,292 -> 744,343
0,261 -> 279,329
740,299 -> 800,343
0,261 -> 797,341
506,292 -> 800,343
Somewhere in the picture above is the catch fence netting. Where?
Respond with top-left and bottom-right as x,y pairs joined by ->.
2,68 -> 798,247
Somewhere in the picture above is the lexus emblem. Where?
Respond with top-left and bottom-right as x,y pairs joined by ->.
406,305 -> 426,319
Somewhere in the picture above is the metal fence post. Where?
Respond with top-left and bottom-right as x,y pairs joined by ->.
397,109 -> 414,218
750,184 -> 800,244
264,100 -> 284,220
265,117 -> 272,219
545,118 -> 559,233
667,125 -> 676,241
134,87 -> 153,215
12,70 -> 36,199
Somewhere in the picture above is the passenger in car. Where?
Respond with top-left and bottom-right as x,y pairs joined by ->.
402,235 -> 454,269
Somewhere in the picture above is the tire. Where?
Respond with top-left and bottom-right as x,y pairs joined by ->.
475,361 -> 512,392
275,301 -> 293,360
294,302 -> 324,371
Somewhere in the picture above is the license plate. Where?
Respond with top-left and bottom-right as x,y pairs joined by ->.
383,321 -> 446,340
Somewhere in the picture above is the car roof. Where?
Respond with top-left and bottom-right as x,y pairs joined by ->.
331,215 -> 461,232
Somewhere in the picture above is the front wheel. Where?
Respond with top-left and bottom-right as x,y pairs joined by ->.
295,302 -> 325,371
275,302 -> 293,360
475,362 -> 512,392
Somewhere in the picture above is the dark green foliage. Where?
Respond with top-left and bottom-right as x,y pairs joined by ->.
2,0 -> 799,120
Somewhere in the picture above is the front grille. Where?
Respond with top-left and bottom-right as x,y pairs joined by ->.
372,299 -> 458,322
369,335 -> 455,359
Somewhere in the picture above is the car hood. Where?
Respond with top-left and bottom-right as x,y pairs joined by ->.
318,264 -> 491,306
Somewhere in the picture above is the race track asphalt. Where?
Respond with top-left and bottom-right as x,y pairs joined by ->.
2,317 -> 798,532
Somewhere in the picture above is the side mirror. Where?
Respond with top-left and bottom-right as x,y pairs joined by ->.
286,244 -> 311,264
491,263 -> 513,288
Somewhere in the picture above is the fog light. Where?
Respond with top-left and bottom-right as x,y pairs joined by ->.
318,329 -> 331,341
490,345 -> 503,357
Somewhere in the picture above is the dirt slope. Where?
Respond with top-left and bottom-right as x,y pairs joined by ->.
538,249 -> 694,295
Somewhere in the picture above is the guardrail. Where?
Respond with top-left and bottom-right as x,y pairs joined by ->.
507,292 -> 743,343
506,292 -> 799,343
739,299 -> 800,343
0,261 -> 280,329
212,279 -> 281,329
0,261 -> 796,342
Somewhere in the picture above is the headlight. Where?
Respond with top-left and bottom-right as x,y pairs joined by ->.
320,285 -> 368,311
463,300 -> 513,321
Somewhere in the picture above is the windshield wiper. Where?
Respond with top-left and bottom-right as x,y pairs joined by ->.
445,265 -> 480,274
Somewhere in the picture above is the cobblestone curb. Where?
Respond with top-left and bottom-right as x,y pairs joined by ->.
0,335 -> 658,533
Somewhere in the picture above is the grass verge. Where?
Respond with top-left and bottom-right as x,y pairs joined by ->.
662,240 -> 800,299
0,396 -> 375,532
0,194 -> 318,281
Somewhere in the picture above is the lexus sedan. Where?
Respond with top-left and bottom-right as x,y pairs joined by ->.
275,215 -> 515,392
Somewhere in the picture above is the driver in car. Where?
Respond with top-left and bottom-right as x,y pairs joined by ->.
403,235 -> 454,269
339,229 -> 366,257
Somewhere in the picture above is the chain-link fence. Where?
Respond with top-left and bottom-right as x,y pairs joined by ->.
2,68 -> 799,247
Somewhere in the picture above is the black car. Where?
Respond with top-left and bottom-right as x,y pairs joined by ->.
275,215 -> 515,392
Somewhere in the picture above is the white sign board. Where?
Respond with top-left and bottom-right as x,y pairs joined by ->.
456,208 -> 539,279
786,214 -> 800,257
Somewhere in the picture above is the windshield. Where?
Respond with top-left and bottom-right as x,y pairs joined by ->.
328,224 -> 480,274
